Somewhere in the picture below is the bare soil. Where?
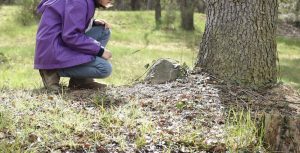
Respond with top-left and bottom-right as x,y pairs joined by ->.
277,22 -> 300,38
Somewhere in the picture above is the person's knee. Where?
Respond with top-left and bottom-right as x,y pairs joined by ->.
95,61 -> 112,78
102,62 -> 112,78
97,25 -> 111,37
103,28 -> 111,39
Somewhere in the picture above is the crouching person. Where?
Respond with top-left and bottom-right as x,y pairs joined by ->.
34,0 -> 114,91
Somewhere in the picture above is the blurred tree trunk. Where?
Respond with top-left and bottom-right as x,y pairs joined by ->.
195,0 -> 278,87
296,0 -> 300,27
155,0 -> 161,26
131,0 -> 141,10
147,0 -> 154,10
297,0 -> 300,12
114,0 -> 126,10
195,0 -> 206,13
2,0 -> 15,4
179,0 -> 196,30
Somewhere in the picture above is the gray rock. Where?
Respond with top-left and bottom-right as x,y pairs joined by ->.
145,59 -> 181,84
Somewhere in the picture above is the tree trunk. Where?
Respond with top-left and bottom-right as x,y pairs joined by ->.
195,0 -> 206,13
296,0 -> 300,27
131,0 -> 141,10
296,0 -> 300,12
195,0 -> 278,87
263,113 -> 300,152
180,0 -> 195,30
114,0 -> 126,10
147,0 -> 154,10
154,0 -> 161,26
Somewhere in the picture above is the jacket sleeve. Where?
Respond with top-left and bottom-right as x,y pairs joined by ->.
62,0 -> 100,55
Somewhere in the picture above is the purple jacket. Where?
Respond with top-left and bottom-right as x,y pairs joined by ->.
34,0 -> 101,69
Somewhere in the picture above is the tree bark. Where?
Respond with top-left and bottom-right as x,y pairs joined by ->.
196,0 -> 278,87
263,113 -> 300,152
180,0 -> 196,30
154,0 -> 161,26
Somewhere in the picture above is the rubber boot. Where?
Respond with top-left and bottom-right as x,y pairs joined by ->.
68,78 -> 107,90
39,70 -> 60,92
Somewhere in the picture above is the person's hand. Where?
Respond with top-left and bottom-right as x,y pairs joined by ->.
94,19 -> 112,29
102,50 -> 112,60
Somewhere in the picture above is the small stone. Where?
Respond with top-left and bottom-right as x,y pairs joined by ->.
144,59 -> 181,84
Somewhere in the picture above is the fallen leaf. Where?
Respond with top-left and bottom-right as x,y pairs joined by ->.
48,96 -> 54,100
83,142 -> 91,148
28,133 -> 38,143
0,132 -> 5,139
209,143 -> 226,153
96,145 -> 109,153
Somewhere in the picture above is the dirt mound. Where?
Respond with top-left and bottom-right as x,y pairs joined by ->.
108,72 -> 300,116
277,22 -> 300,38
104,71 -> 300,151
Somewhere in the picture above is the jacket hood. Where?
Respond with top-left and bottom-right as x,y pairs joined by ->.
37,0 -> 57,14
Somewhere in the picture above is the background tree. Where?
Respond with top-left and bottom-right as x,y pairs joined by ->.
114,0 -> 126,10
147,0 -> 154,9
162,0 -> 177,30
195,0 -> 206,13
154,0 -> 161,27
296,0 -> 300,26
16,0 -> 40,25
131,0 -> 141,10
196,0 -> 278,87
179,0 -> 196,30
278,0 -> 299,23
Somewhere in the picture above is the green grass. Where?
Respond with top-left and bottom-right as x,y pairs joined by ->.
0,6 -> 204,89
1,5 -> 298,152
1,5 -> 299,89
225,109 -> 265,152
1,6 -> 299,89
0,90 -> 156,152
277,37 -> 300,89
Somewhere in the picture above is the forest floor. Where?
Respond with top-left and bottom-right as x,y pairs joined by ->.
277,21 -> 300,38
1,6 -> 299,151
107,71 -> 300,151
2,71 -> 298,152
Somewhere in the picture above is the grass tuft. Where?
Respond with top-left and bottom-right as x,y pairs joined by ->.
225,109 -> 265,152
